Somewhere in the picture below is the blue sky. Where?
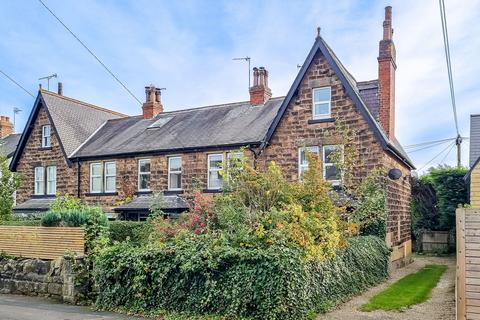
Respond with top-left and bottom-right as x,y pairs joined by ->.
0,0 -> 479,173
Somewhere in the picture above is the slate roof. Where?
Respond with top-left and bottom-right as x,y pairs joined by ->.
0,133 -> 21,158
41,90 -> 125,157
358,80 -> 380,121
13,198 -> 54,216
72,97 -> 284,158
114,195 -> 189,211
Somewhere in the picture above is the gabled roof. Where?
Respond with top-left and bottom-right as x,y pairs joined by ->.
261,36 -> 414,169
470,114 -> 480,168
0,133 -> 21,158
10,90 -> 125,171
71,97 -> 284,158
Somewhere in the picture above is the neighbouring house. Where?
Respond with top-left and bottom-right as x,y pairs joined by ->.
9,6 -> 413,266
465,114 -> 480,207
0,116 -> 21,163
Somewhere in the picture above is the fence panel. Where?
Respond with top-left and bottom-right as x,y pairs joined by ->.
0,226 -> 84,260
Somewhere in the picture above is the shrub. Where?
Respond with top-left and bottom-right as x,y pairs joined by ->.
109,221 -> 153,245
418,166 -> 468,231
0,219 -> 41,226
62,209 -> 89,227
94,236 -> 389,319
0,155 -> 21,221
41,211 -> 62,227
49,193 -> 85,212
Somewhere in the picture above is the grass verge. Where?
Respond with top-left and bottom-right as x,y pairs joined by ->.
361,264 -> 447,311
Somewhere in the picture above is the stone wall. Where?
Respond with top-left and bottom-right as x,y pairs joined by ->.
0,257 -> 82,303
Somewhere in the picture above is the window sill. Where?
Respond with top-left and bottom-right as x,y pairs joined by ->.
136,191 -> 152,195
164,190 -> 184,195
308,117 -> 335,124
31,194 -> 56,199
39,147 -> 53,151
85,192 -> 118,197
202,189 -> 222,194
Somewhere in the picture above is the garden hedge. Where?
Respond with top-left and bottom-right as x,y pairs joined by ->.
108,221 -> 153,245
94,236 -> 390,319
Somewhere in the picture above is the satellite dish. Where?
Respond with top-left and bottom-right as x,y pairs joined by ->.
388,168 -> 402,180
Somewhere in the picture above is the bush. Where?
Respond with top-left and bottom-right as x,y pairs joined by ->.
0,218 -> 41,226
95,236 -> 389,320
0,155 -> 21,221
109,221 -> 153,245
41,211 -> 62,227
415,166 -> 468,231
62,209 -> 89,227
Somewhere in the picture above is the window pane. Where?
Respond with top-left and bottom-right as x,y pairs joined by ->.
139,160 -> 150,173
209,171 -> 223,189
314,87 -> 331,102
169,172 -> 181,189
91,163 -> 102,176
325,164 -> 341,181
92,177 -> 102,192
105,176 -> 116,192
105,162 -> 115,176
169,157 -> 181,172
139,174 -> 150,190
209,155 -> 223,169
314,103 -> 330,116
324,145 -> 339,164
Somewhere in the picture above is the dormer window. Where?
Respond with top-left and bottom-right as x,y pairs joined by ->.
42,125 -> 51,148
312,87 -> 331,119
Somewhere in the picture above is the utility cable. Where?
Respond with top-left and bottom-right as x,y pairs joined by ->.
406,138 -> 453,154
439,141 -> 456,164
0,69 -> 35,98
38,0 -> 142,105
418,141 -> 456,172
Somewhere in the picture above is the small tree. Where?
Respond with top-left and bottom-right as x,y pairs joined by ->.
0,156 -> 21,221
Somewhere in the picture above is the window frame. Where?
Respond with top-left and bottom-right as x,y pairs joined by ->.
138,159 -> 151,192
90,162 -> 103,194
312,87 -> 332,120
207,153 -> 224,190
34,167 -> 45,195
41,125 -> 51,148
322,144 -> 343,186
167,156 -> 182,191
46,165 -> 57,195
298,146 -> 320,180
104,161 -> 116,193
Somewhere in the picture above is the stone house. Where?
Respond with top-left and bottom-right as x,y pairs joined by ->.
9,6 -> 413,266
465,114 -> 480,207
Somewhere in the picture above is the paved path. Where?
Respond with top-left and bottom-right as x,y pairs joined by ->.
317,255 -> 456,320
0,294 -> 144,320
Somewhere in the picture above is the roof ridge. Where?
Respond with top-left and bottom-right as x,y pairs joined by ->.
160,96 -> 285,115
40,89 -> 127,117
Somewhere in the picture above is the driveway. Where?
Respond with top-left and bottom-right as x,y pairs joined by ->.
0,294 -> 144,320
316,255 -> 456,320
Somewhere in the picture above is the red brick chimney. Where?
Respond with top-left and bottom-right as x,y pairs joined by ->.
249,67 -> 272,105
0,116 -> 13,138
142,84 -> 163,119
378,6 -> 396,139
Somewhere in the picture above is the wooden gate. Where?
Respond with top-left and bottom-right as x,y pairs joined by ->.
457,208 -> 480,320
0,226 -> 85,260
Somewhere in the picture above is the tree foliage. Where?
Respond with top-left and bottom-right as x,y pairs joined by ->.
0,156 -> 21,221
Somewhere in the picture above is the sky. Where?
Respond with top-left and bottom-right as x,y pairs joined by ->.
0,0 -> 479,173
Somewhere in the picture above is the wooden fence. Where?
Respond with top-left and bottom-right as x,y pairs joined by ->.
0,226 -> 85,260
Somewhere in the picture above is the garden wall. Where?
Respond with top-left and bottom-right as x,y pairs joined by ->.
0,256 -> 84,303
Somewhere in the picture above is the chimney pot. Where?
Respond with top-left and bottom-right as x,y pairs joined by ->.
57,82 -> 63,95
142,84 -> 163,119
249,66 -> 272,105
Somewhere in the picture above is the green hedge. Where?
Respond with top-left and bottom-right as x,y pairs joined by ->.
95,236 -> 389,319
108,221 -> 153,245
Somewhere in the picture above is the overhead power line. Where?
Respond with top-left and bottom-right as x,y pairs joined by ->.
0,69 -> 35,98
37,0 -> 142,105
406,138 -> 454,154
404,137 -> 456,149
418,140 -> 456,172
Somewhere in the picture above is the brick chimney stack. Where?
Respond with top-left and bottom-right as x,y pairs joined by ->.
57,82 -> 63,95
0,116 -> 13,138
142,84 -> 163,119
378,6 -> 396,139
249,67 -> 272,105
